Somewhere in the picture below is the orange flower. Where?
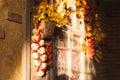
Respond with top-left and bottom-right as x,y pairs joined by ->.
82,0 -> 87,6
39,1 -> 48,9
82,43 -> 87,52
86,24 -> 92,31
86,32 -> 92,37
65,10 -> 70,16
80,7 -> 86,13
76,9 -> 80,15
76,0 -> 81,7
63,19 -> 68,24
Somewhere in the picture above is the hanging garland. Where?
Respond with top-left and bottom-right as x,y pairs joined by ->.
75,0 -> 106,61
31,22 -> 53,76
31,0 -> 68,77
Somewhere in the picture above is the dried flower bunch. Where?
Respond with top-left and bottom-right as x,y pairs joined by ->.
32,1 -> 68,28
78,0 -> 106,61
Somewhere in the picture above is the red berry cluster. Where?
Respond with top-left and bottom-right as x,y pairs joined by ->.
87,37 -> 94,60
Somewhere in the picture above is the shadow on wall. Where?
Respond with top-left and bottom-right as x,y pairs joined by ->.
55,72 -> 96,80
55,74 -> 69,80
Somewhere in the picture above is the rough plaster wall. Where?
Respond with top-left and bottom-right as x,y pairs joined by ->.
0,0 -> 23,80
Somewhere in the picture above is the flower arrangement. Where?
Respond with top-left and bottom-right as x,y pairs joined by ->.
32,1 -> 68,38
32,2 -> 68,28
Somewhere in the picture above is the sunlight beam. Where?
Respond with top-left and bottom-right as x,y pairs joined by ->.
79,12 -> 87,80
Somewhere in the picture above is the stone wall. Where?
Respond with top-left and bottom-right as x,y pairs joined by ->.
0,0 -> 23,80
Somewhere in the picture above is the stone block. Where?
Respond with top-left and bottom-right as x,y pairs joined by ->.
7,12 -> 22,24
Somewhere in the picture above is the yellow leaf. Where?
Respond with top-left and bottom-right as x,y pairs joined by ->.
86,32 -> 92,37
82,0 -> 87,6
65,10 -> 70,16
82,43 -> 87,52
86,24 -> 92,31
